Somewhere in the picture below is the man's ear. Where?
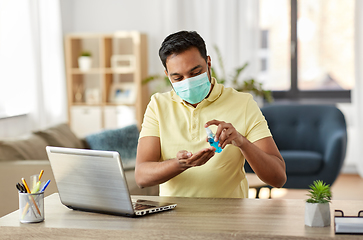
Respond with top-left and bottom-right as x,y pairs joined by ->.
207,56 -> 211,67
164,69 -> 168,77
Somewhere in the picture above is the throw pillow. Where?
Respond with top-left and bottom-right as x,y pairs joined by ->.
85,124 -> 139,166
0,134 -> 49,160
0,142 -> 25,161
34,123 -> 85,149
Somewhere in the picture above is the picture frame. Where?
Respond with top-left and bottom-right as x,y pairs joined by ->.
111,55 -> 135,72
85,88 -> 100,104
109,82 -> 136,104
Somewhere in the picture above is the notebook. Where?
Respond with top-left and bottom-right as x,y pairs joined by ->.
46,146 -> 176,217
335,210 -> 363,234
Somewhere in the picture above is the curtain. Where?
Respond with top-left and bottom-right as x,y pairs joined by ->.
159,0 -> 260,86
353,0 -> 363,177
0,0 -> 67,133
29,0 -> 67,130
0,1 -> 34,117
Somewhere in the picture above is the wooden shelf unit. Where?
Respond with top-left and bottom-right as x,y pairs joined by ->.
65,32 -> 149,137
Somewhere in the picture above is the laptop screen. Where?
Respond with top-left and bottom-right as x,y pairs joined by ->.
46,146 -> 135,216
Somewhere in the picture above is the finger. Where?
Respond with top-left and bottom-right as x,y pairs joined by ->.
204,119 -> 222,128
193,149 -> 215,166
220,137 -> 231,149
177,150 -> 192,160
218,129 -> 228,143
221,131 -> 241,149
217,123 -> 238,147
214,122 -> 227,142
187,148 -> 215,166
219,127 -> 234,145
190,148 -> 212,159
202,149 -> 216,164
204,149 -> 215,161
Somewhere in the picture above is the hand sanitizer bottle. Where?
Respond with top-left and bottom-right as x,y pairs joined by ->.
205,127 -> 222,153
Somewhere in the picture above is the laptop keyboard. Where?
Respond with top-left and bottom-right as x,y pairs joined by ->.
132,202 -> 156,210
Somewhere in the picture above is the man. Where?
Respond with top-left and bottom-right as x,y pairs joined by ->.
135,31 -> 286,198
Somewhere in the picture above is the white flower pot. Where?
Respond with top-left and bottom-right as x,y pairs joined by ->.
305,202 -> 331,227
78,56 -> 92,71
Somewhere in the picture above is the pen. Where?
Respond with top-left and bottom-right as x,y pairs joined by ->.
21,178 -> 41,216
40,180 -> 51,192
32,181 -> 41,193
16,183 -> 25,193
20,183 -> 26,192
38,170 -> 44,181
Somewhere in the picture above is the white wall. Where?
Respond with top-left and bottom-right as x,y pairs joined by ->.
60,0 -> 167,75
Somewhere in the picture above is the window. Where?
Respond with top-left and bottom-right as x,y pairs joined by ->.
0,1 -> 33,117
258,0 -> 354,101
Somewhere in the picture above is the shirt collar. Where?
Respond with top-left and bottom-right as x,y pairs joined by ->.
170,77 -> 223,104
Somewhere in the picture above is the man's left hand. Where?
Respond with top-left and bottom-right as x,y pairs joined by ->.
205,120 -> 244,149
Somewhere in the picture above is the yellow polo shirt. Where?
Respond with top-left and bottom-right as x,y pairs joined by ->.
139,78 -> 271,198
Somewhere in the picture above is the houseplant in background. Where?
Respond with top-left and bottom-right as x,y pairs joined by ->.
142,74 -> 171,94
305,180 -> 332,227
78,51 -> 92,72
211,45 -> 273,106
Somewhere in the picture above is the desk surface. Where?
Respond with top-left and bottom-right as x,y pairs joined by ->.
0,193 -> 362,239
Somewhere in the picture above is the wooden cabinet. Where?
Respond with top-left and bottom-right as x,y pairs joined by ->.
70,106 -> 103,137
65,32 -> 149,137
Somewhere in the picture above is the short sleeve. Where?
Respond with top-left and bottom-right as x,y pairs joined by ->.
244,96 -> 272,143
139,94 -> 160,139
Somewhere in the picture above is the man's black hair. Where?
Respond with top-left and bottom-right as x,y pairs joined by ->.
159,31 -> 208,70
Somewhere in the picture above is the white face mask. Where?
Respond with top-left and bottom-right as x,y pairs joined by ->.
171,72 -> 211,104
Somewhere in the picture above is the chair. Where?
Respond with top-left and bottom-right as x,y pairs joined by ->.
244,104 -> 347,189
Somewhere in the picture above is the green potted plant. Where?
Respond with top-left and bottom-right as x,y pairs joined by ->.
305,180 -> 332,227
142,74 -> 171,94
78,51 -> 92,72
211,45 -> 273,106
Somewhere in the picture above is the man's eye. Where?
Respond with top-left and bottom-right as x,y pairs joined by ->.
191,71 -> 202,76
173,77 -> 183,81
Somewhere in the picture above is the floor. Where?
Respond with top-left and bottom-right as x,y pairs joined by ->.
249,173 -> 363,200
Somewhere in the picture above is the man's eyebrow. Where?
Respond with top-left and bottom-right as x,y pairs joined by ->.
170,72 -> 181,77
189,65 -> 203,73
169,65 -> 203,77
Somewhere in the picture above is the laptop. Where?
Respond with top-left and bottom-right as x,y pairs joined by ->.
46,146 -> 177,217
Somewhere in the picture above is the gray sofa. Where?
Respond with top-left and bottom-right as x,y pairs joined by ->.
0,123 -> 158,217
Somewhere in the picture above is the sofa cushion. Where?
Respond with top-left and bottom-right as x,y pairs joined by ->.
85,124 -> 139,167
0,142 -> 25,161
281,150 -> 323,175
34,123 -> 84,149
0,134 -> 49,160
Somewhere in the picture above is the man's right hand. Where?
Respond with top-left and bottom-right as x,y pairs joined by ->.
177,147 -> 216,170
135,136 -> 216,188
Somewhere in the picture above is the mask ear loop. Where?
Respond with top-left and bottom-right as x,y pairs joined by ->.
206,57 -> 212,83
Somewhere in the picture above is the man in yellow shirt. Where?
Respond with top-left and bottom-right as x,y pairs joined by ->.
135,31 -> 286,198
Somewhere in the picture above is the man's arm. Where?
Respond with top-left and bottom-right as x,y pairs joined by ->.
239,136 -> 286,188
135,136 -> 216,188
205,120 -> 286,188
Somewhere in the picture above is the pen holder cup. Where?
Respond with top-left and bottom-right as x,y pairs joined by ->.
19,192 -> 44,223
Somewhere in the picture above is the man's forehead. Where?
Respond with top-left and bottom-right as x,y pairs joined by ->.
169,65 -> 203,76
